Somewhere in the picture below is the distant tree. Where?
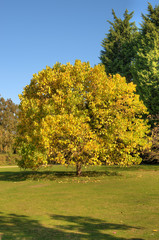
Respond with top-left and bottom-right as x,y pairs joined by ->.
131,2 -> 159,116
16,61 -> 150,175
100,9 -> 137,82
142,115 -> 159,163
0,97 -> 18,153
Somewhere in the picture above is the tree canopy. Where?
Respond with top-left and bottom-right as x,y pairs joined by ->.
131,2 -> 159,116
100,9 -> 137,82
100,3 -> 159,117
16,60 -> 150,175
0,96 -> 18,153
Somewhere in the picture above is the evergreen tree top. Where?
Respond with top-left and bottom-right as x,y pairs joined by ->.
140,2 -> 159,36
100,9 -> 137,82
106,9 -> 137,39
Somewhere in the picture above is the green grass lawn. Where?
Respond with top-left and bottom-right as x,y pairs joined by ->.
0,165 -> 159,240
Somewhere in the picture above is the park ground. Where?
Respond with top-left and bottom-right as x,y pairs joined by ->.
0,164 -> 159,240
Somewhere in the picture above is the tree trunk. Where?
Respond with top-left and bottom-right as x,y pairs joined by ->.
76,163 -> 82,176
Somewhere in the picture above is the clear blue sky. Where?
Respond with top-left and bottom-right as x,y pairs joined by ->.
1,0 -> 158,104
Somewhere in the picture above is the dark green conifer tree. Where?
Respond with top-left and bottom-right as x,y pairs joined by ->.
131,2 -> 159,116
100,9 -> 137,82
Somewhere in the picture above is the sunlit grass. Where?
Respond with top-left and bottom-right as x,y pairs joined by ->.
0,165 -> 159,239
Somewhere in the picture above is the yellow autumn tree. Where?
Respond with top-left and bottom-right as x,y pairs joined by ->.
16,60 -> 150,175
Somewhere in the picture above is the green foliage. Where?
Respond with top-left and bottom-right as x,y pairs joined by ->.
100,9 -> 137,82
131,2 -> 159,116
100,3 -> 159,116
0,96 -> 18,153
0,153 -> 20,166
16,60 -> 150,175
142,116 -> 159,163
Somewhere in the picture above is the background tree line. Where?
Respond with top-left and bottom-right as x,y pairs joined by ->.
0,96 -> 18,164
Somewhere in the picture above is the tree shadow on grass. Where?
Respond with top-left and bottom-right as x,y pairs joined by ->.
0,170 -> 121,182
0,212 -> 144,240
